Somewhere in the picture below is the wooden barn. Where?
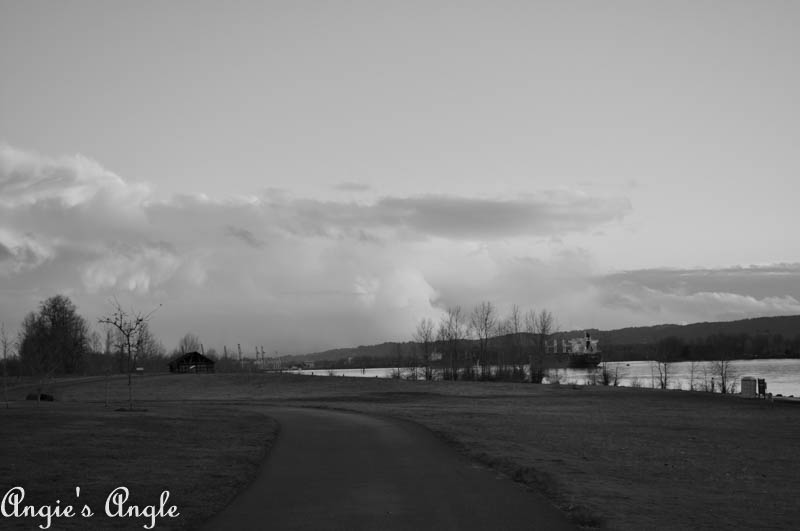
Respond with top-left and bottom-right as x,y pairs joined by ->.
168,351 -> 215,373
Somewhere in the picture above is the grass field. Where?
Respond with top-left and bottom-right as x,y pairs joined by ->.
3,373 -> 799,530
0,395 -> 278,530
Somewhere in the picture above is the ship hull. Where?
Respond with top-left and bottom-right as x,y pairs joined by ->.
537,353 -> 602,369
567,353 -> 602,369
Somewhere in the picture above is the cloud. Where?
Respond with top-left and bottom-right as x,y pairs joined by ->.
375,193 -> 631,239
265,191 -> 632,241
225,225 -> 266,249
81,242 -> 182,295
0,229 -> 54,274
333,181 -> 371,192
11,142 -> 795,354
594,265 -> 800,325
600,265 -> 800,301
0,143 -> 149,215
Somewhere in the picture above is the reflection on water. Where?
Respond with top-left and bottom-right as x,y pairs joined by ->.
291,359 -> 800,397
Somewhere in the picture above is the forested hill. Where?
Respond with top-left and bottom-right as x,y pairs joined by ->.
293,342 -> 410,363
291,315 -> 800,364
588,315 -> 800,345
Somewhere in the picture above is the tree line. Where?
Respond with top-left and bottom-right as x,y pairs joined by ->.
310,301 -> 800,388
607,332 -> 800,363
0,295 -> 170,380
0,294 -> 262,383
411,302 -> 563,382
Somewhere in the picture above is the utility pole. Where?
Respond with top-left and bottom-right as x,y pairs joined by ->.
237,343 -> 242,370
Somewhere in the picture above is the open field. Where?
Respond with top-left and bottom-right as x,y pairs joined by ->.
0,398 -> 278,530
5,373 -> 800,530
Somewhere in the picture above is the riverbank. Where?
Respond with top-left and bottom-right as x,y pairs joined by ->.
289,357 -> 800,396
6,373 -> 800,529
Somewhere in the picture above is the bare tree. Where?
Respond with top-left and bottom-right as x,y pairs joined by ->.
506,304 -> 522,336
470,301 -> 497,378
98,299 -> 160,410
139,324 -> 165,358
713,358 -> 736,394
413,317 -> 436,380
397,343 -> 407,378
653,336 -> 683,390
529,309 -> 555,383
708,334 -> 740,394
499,304 -> 523,378
439,306 -> 466,380
1,322 -> 11,408
524,308 -> 537,335
87,330 -> 103,354
688,360 -> 699,391
177,333 -> 201,354
104,326 -> 114,355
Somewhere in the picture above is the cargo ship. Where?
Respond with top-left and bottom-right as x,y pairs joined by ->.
547,332 -> 601,368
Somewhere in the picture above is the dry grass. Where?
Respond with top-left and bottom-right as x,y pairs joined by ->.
6,373 -> 800,530
0,400 -> 277,530
335,386 -> 800,530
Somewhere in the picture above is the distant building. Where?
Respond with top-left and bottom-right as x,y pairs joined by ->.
168,351 -> 215,373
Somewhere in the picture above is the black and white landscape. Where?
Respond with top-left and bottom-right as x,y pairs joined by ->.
2,2 -> 800,530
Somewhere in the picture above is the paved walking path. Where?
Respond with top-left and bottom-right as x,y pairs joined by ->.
202,407 -> 575,530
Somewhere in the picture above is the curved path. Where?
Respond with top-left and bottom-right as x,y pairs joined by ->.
202,407 -> 574,530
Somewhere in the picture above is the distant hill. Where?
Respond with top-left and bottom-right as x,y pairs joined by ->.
284,315 -> 800,364
290,342 -> 414,363
589,315 -> 800,345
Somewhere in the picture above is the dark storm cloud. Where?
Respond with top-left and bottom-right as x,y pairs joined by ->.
333,182 -> 371,192
0,242 -> 12,261
225,225 -> 266,249
267,192 -> 632,240
375,195 -> 631,239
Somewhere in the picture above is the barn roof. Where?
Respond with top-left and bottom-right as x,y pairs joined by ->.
170,351 -> 215,365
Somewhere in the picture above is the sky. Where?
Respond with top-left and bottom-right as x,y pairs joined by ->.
1,0 -> 799,355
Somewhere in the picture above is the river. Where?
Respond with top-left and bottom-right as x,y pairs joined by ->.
290,358 -> 800,397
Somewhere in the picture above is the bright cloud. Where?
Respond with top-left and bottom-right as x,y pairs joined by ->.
0,228 -> 54,274
81,242 -> 182,295
0,143 -> 149,215
594,266 -> 800,327
2,144 -> 798,354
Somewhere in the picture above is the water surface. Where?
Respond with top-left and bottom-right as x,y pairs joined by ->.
291,359 -> 800,397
